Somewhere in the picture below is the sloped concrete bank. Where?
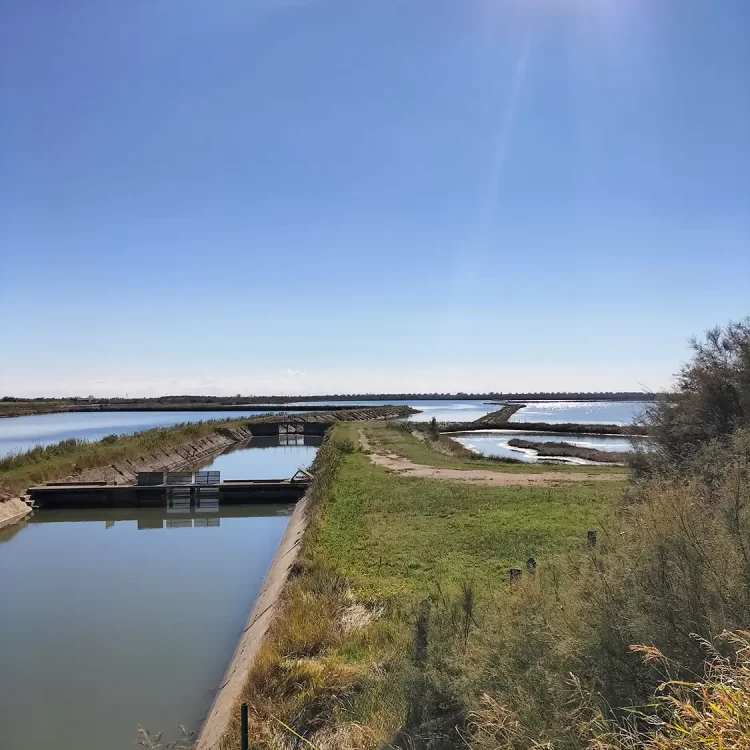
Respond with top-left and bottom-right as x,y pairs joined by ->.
196,495 -> 310,750
71,426 -> 253,485
0,497 -> 32,530
0,426 -> 253,531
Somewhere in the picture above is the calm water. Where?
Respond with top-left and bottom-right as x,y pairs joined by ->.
0,409 -> 298,458
453,430 -> 639,463
193,435 -> 322,479
509,401 -> 649,425
0,505 -> 293,750
291,399 -> 650,424
290,399 -> 502,422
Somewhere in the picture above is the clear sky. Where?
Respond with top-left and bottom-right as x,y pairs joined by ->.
1,0 -> 748,397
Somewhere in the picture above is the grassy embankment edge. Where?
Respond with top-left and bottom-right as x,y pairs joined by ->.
218,422 -> 626,748
0,416 -> 274,500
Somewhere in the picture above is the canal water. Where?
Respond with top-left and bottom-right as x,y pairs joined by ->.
193,435 -> 322,479
0,438 -> 318,750
452,430 -> 641,463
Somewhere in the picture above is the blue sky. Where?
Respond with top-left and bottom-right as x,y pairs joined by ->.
1,0 -> 748,397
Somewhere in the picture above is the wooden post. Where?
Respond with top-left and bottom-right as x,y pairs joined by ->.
415,599 -> 430,667
241,702 -> 248,750
588,530 -> 597,547
509,568 -> 522,583
526,557 -> 537,574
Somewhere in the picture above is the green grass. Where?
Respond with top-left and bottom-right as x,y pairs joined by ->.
363,421 -> 623,474
227,423 -> 626,749
318,444 -> 622,597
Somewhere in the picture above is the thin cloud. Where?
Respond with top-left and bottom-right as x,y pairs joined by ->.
479,27 -> 533,240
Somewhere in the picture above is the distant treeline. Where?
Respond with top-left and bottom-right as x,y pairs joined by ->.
1,391 -> 656,405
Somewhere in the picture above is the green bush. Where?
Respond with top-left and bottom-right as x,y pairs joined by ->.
644,318 -> 750,467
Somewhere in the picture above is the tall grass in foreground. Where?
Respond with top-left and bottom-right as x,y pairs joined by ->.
423,431 -> 750,750
469,631 -> 750,750
221,428 -> 750,750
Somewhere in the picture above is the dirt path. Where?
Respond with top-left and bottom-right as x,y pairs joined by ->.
359,431 -> 626,486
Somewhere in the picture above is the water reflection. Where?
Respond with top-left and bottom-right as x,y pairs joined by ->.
0,506 -> 292,750
27,504 -> 294,526
192,434 -> 322,479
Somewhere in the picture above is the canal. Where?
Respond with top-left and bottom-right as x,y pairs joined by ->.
0,437 -> 318,750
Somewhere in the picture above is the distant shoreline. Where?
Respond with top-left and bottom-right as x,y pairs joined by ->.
0,392 -> 657,419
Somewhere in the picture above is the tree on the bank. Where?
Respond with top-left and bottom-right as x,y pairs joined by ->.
647,317 -> 750,462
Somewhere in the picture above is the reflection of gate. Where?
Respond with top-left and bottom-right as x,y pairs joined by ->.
279,423 -> 304,435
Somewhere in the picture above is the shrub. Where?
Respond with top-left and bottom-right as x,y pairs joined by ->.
645,318 -> 750,467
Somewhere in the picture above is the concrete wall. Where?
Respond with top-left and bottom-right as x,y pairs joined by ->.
196,495 -> 310,750
0,497 -> 31,531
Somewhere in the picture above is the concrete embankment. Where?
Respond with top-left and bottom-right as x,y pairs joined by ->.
0,497 -> 32,530
70,426 -> 253,485
0,426 -> 254,530
196,495 -> 310,750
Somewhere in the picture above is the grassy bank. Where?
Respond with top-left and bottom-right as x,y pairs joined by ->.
0,417 -> 257,499
368,421 -> 620,474
222,423 -> 625,748
506,438 -> 625,463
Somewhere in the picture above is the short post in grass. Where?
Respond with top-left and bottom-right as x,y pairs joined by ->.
588,530 -> 597,547
240,702 -> 248,750
415,599 -> 430,667
509,568 -> 522,584
526,557 -> 536,575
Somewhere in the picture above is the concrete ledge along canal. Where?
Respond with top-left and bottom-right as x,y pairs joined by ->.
0,431 -> 321,750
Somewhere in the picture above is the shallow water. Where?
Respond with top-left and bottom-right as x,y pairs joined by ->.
509,401 -> 649,425
452,430 -> 640,463
0,504 -> 293,750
